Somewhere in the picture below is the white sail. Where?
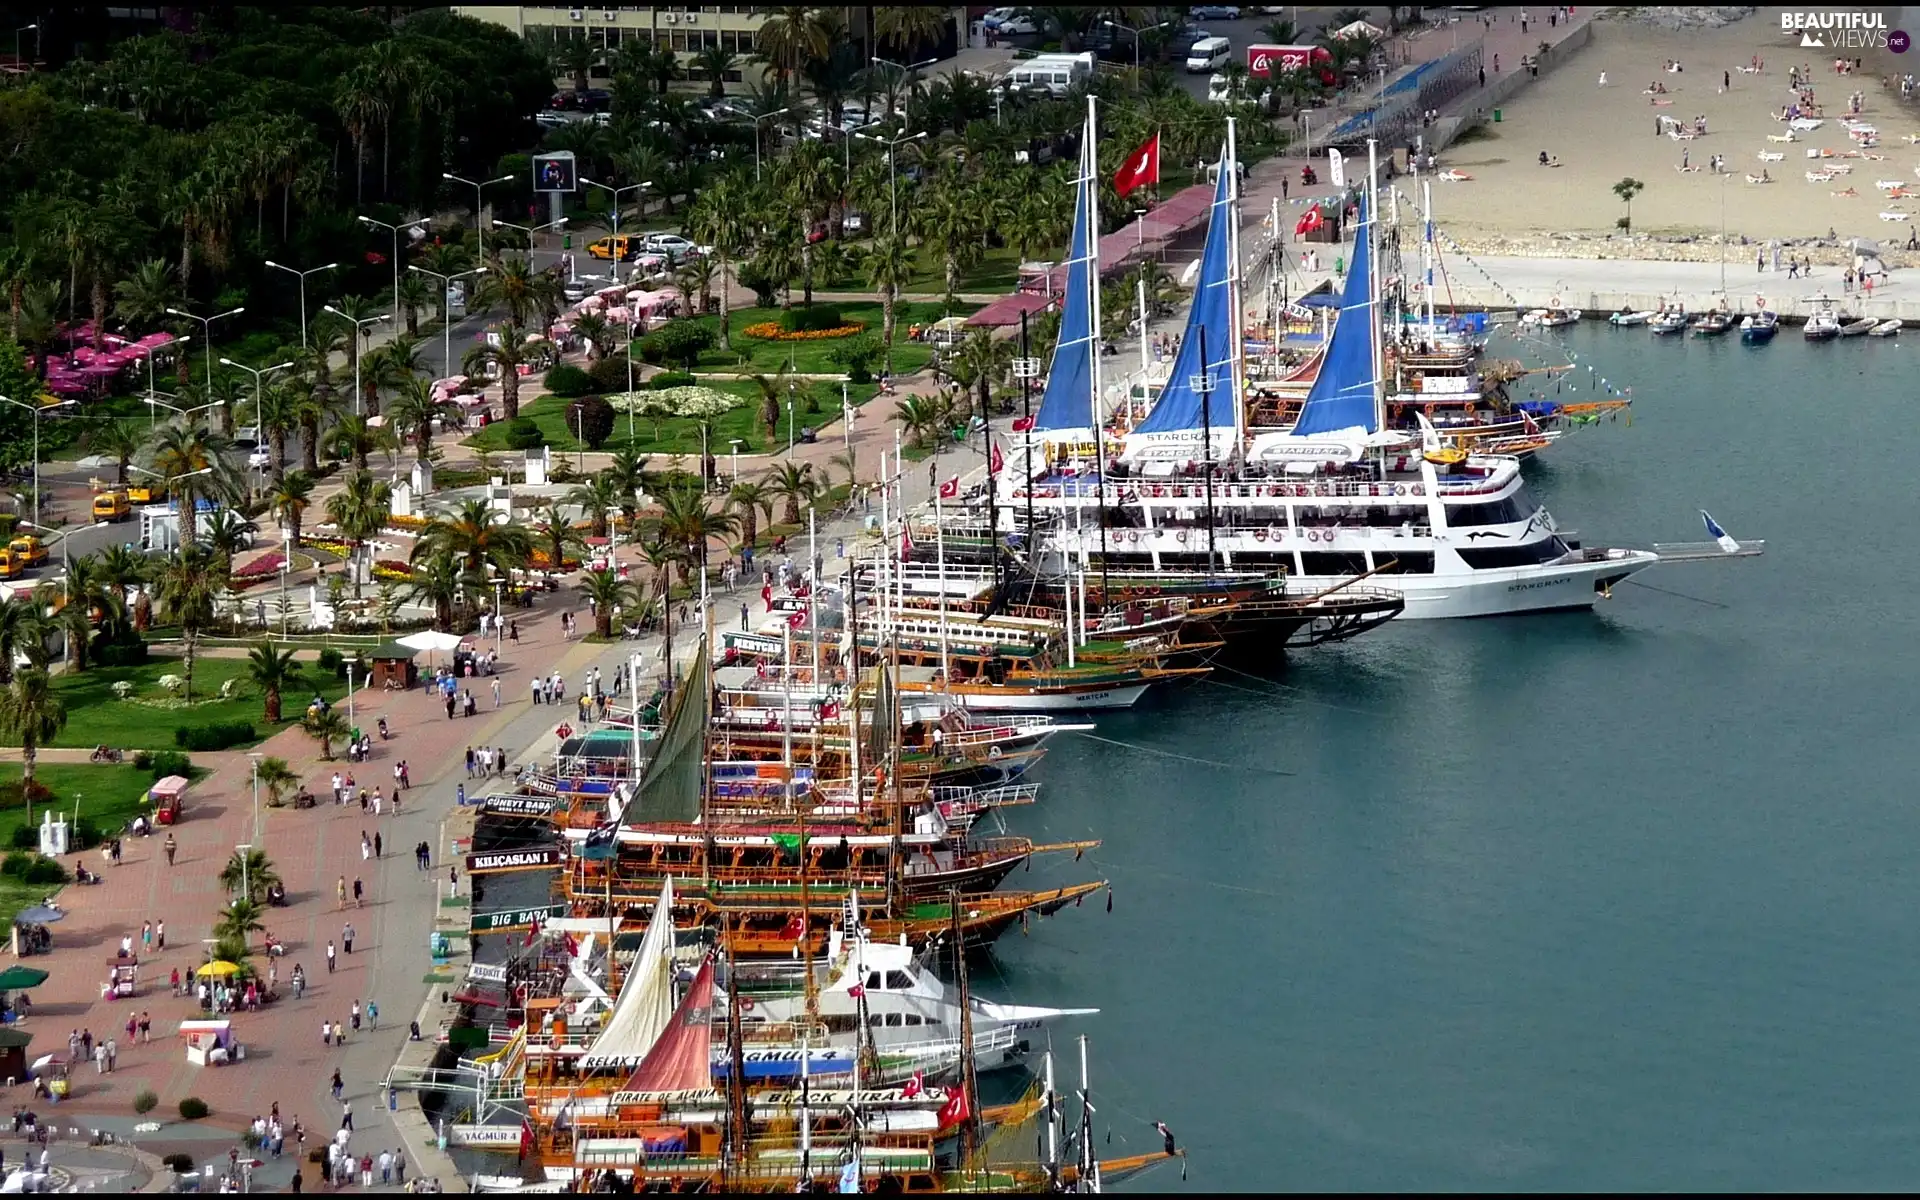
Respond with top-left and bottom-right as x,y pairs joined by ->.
578,877 -> 675,1070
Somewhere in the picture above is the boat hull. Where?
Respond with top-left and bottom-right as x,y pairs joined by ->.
1284,551 -> 1658,619
919,682 -> 1152,711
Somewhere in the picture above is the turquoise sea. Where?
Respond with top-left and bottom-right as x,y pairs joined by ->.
998,324 -> 1920,1190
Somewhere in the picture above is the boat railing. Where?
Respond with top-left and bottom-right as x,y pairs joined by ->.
931,782 -> 1041,810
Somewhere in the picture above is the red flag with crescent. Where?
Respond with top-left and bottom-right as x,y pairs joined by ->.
1114,134 -> 1160,199
989,440 -> 1004,475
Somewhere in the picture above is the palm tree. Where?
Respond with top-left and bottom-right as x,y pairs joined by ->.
96,545 -> 148,623
386,376 -> 456,464
304,707 -> 350,760
577,568 -> 636,638
325,470 -> 393,598
746,371 -> 790,445
780,141 -> 842,307
474,258 -> 542,329
255,756 -> 299,808
652,484 -> 734,577
267,470 -> 316,548
686,177 -> 747,351
151,545 -> 221,700
215,896 -> 267,944
198,509 -> 257,573
529,504 -> 585,577
529,26 -> 605,95
828,448 -> 860,492
112,257 -> 182,333
219,848 -> 281,904
675,254 -> 719,317
324,412 -> 394,473
876,6 -> 947,52
83,419 -> 145,485
395,272 -> 433,337
401,550 -> 463,629
636,536 -> 679,641
917,179 -> 985,306
726,479 -> 774,554
567,476 -> 620,540
0,669 -> 64,794
894,394 -> 944,449
864,233 -> 914,363
246,642 -> 300,723
601,449 -> 651,530
952,328 -> 1013,416
38,554 -> 122,673
755,6 -> 831,84
145,422 -> 237,546
691,44 -> 739,98
569,311 -> 614,361
463,325 -> 550,422
414,498 -> 533,578
768,461 -> 818,527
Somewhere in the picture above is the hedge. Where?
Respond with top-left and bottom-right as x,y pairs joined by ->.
174,721 -> 257,752
543,363 -> 595,397
781,305 -> 843,333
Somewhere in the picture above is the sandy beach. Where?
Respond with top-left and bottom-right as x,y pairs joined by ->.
1430,11 -> 1920,250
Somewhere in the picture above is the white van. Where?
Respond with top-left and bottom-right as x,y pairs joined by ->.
1004,52 -> 1097,97
1185,36 -> 1231,73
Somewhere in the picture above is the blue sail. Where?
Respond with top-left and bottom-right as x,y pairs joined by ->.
1291,194 -> 1376,436
1032,137 -> 1096,434
1132,155 -> 1236,436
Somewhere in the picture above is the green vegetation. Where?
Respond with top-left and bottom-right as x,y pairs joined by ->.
652,302 -> 963,377
0,762 -> 161,923
6,656 -> 347,751
465,380 -> 879,457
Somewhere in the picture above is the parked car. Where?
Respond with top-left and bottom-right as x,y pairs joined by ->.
982,7 -> 1038,35
840,212 -> 866,236
586,234 -> 643,263
1189,5 -> 1242,19
563,275 -> 608,303
247,447 -> 273,471
641,232 -> 710,262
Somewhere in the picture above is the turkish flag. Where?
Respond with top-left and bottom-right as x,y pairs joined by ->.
989,441 -> 1004,475
1114,134 -> 1160,199
779,913 -> 807,940
1295,207 -> 1325,237
937,1085 -> 971,1130
902,1070 -> 924,1099
938,476 -> 959,500
1011,416 -> 1035,432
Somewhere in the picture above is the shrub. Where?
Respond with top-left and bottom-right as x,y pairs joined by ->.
504,418 -> 546,451
639,320 -> 716,369
780,305 -> 843,334
23,859 -> 66,886
316,647 -> 344,675
566,396 -> 616,449
94,639 -> 150,667
174,721 -> 257,752
0,780 -> 47,810
543,363 -> 595,397
71,818 -> 103,851
132,750 -> 153,770
828,333 -> 880,382
148,751 -> 191,780
134,1089 -> 158,1115
162,1153 -> 194,1173
178,1097 -> 210,1120
6,828 -> 33,851
587,352 -> 632,393
648,370 -> 696,390
0,851 -> 30,878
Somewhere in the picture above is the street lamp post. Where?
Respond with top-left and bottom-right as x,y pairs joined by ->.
15,23 -> 37,64
408,265 -> 488,381
27,519 -> 109,667
218,358 -> 293,435
491,217 -> 570,271
165,305 -> 245,389
322,305 -> 392,415
237,843 -> 251,902
854,130 -> 928,239
261,262 -> 338,349
0,394 -> 75,528
346,662 -> 356,731
357,216 -> 427,314
752,109 -> 795,182
580,178 -> 653,283
1101,19 -> 1169,71
871,55 -> 938,123
442,172 -> 516,262
729,438 -> 744,483
247,753 -> 262,848
124,334 -> 191,426
145,394 -> 225,426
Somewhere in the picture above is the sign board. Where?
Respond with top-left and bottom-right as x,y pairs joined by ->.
482,794 -> 555,819
1328,148 -> 1347,189
1285,301 -> 1315,323
470,902 -> 568,935
1420,375 -> 1472,395
1246,44 -> 1331,78
533,150 -> 577,194
446,1125 -> 524,1148
466,962 -> 508,984
465,847 -> 564,874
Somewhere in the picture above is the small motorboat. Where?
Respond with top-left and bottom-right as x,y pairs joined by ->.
1519,307 -> 1581,328
1609,309 -> 1657,326
1804,307 -> 1841,339
1649,309 -> 1689,335
1739,310 -> 1779,343
1689,310 -> 1735,337
1839,317 -> 1877,336
1869,318 -> 1902,336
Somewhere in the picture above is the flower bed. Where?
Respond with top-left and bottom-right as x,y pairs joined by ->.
740,321 -> 866,341
372,559 -> 412,582
386,514 -> 430,532
530,549 -> 581,571
305,539 -> 352,558
230,552 -> 286,580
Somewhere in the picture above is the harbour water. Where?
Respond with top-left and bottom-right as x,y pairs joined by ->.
995,326 -> 1920,1189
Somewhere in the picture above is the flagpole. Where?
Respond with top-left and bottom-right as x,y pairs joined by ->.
1085,96 -> 1111,610
935,484 -> 949,680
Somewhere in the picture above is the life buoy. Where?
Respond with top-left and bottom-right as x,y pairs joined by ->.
1412,484 -> 1426,496
740,996 -> 756,1012
1176,531 -> 1189,544
1306,529 -> 1320,543
1152,485 -> 1165,497
1394,484 -> 1407,496
1254,528 -> 1268,541
988,746 -> 1003,760
1755,294 -> 1768,310
1149,586 -> 1162,596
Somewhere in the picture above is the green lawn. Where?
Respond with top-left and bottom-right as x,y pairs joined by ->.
663,301 -> 971,377
0,762 -> 171,924
23,654 -> 350,752
465,379 -> 879,457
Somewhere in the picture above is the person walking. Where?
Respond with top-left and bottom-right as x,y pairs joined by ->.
331,1069 -> 343,1100
373,832 -> 382,858
163,833 -> 177,866
350,1000 -> 361,1032
352,878 -> 364,908
343,922 -> 356,954
336,876 -> 347,909
326,942 -> 337,974
340,1101 -> 353,1133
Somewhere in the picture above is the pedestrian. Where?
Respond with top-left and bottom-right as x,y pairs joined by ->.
367,1001 -> 378,1029
163,833 -> 177,866
341,1101 -> 353,1133
351,1000 -> 361,1032
531,677 -> 542,705
343,922 -> 356,953
326,942 -> 337,974
337,876 -> 347,909
372,790 -> 383,816
465,747 -> 475,777
393,1153 -> 407,1187
400,761 -> 410,789
374,831 -> 382,858
449,864 -> 459,898
445,693 -> 456,719
352,878 -> 364,908
379,1150 -> 393,1185
464,690 -> 476,717
497,748 -> 507,776
740,602 -> 750,630
331,1069 -> 343,1100
491,678 -> 501,708
139,1011 -> 151,1043
360,1154 -> 374,1187
361,832 -> 371,861
1758,250 -> 1765,272
322,1020 -> 332,1047
157,919 -> 165,950
331,771 -> 343,804
141,920 -> 152,952
456,783 -> 466,807
509,620 -> 519,643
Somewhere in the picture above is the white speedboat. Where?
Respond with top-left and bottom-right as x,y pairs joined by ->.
1840,316 -> 1876,337
1869,318 -> 1902,336
1740,310 -> 1779,343
1519,306 -> 1581,328
1649,309 -> 1689,334
1609,309 -> 1657,326
1804,305 -> 1841,339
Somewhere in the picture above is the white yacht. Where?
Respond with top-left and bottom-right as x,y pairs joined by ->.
1000,134 -> 1750,620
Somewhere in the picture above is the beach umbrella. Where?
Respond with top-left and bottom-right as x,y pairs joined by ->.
14,907 -> 62,926
398,628 -> 465,669
196,961 -> 241,978
0,966 -> 48,990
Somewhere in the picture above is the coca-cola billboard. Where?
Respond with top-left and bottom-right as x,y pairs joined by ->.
1246,44 -> 1331,78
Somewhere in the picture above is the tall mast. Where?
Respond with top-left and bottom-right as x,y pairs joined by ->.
1019,309 -> 1035,554
935,481 -> 949,678
724,931 -> 747,1184
1422,181 -> 1435,330
1198,324 -> 1216,577
1225,117 -> 1245,449
1084,96 -> 1111,607
1366,140 -> 1385,434
1077,1034 -> 1097,1193
950,890 -> 979,1169
1044,1048 -> 1059,1188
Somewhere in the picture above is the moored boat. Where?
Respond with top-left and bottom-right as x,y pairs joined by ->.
1609,308 -> 1657,326
1689,310 -> 1735,336
1840,316 -> 1876,337
1869,317 -> 1902,336
1804,304 -> 1841,339
1739,310 -> 1779,343
1649,309 -> 1689,335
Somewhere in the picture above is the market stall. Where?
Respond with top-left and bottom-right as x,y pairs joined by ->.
179,1019 -> 236,1066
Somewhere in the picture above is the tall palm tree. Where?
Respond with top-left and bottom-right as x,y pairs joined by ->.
463,325 -> 550,421
576,568 -> 636,639
686,176 -> 747,351
768,461 -> 818,527
291,378 -> 339,475
414,499 -> 533,578
474,258 -> 541,329
402,549 -> 463,629
894,394 -> 944,449
255,756 -> 299,808
952,327 -> 1013,416
245,642 -> 299,723
267,470 -> 316,548
324,412 -> 394,473
395,272 -> 433,337
325,470 -> 392,598
651,484 -> 734,577
754,6 -> 831,83
691,45 -> 739,98
567,476 -> 620,540
529,504 -> 585,577
151,545 -> 221,700
569,311 -> 614,361
875,6 -> 948,52
0,669 -> 65,795
725,479 -> 774,554
747,370 -> 791,445
864,233 -> 914,362
111,257 -> 183,333
252,379 -> 302,479
362,334 -> 428,417
780,141 -> 841,307
916,179 -> 985,307
303,707 -> 350,760
198,509 -> 256,574
83,420 -> 145,485
219,848 -> 282,904
145,422 -> 237,546
601,449 -> 651,530
96,546 -> 147,626
674,255 -> 719,318
386,377 -> 456,464
636,536 -> 679,643
318,295 -> 382,401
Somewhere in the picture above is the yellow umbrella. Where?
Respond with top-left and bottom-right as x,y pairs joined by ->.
195,961 -> 241,978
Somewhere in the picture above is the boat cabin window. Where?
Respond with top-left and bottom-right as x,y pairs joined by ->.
883,1013 -> 905,1027
866,972 -> 885,990
1445,496 -> 1526,527
1371,551 -> 1434,574
885,971 -> 913,990
904,1014 -> 926,1026
1457,538 -> 1569,569
824,1015 -> 859,1033
1300,552 -> 1370,576
868,1013 -> 883,1027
